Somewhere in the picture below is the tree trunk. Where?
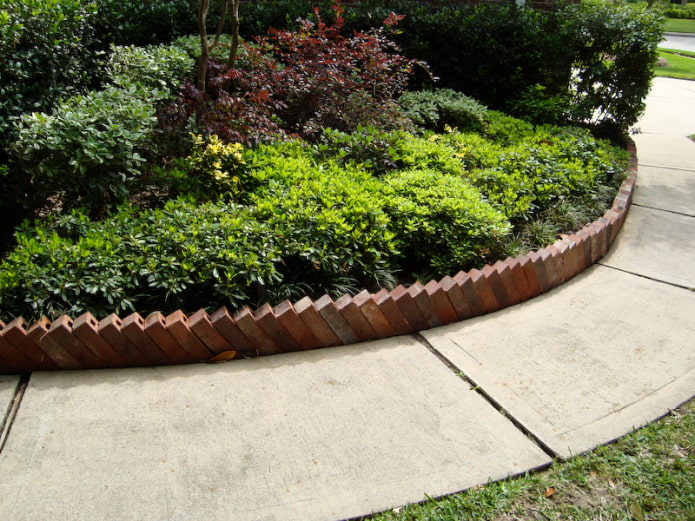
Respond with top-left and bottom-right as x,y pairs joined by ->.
197,0 -> 210,92
227,1 -> 241,68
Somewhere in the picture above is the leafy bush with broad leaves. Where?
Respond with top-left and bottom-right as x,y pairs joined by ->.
107,43 -> 193,102
380,169 -> 510,275
398,89 -> 489,133
8,86 -> 157,218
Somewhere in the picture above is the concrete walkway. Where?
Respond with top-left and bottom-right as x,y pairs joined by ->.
0,78 -> 694,521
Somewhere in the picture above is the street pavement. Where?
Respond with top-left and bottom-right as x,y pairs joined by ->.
0,78 -> 693,521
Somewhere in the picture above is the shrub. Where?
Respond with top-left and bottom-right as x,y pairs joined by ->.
0,201 -> 282,321
107,43 -> 193,102
398,89 -> 488,133
8,86 -> 157,218
380,169 -> 510,275
162,5 -> 416,144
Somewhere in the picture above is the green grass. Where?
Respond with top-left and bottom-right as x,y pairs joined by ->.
656,50 -> 695,80
366,399 -> 695,521
664,17 -> 695,34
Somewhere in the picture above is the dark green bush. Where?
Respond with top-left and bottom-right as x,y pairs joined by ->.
398,89 -> 488,133
8,86 -> 157,218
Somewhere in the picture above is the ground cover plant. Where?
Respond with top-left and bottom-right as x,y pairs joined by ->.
0,1 -> 647,323
365,399 -> 695,521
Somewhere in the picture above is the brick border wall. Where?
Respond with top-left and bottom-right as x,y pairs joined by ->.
0,141 -> 637,374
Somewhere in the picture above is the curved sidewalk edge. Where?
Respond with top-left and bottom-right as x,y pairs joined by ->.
0,141 -> 638,375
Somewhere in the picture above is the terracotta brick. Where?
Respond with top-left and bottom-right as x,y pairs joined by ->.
453,271 -> 485,317
481,264 -> 511,308
232,306 -> 283,356
525,251 -> 551,293
165,311 -> 213,361
29,317 -> 82,370
140,312 -> 188,365
409,282 -> 442,328
516,254 -> 542,298
335,293 -> 377,341
468,269 -> 500,313
189,309 -> 235,356
597,217 -> 613,254
73,313 -> 128,368
603,209 -> 623,245
99,314 -> 152,366
493,260 -> 523,305
505,257 -> 532,303
543,245 -> 566,288
558,237 -> 583,279
391,285 -> 429,332
570,230 -> 593,269
209,307 -> 258,358
314,295 -> 359,345
352,290 -> 396,339
254,303 -> 297,352
440,275 -> 473,320
294,297 -> 342,347
2,317 -> 59,370
0,332 -> 35,373
273,300 -> 322,350
372,289 -> 414,335
122,312 -> 182,365
44,316 -> 106,369
424,279 -> 459,325
586,222 -> 605,263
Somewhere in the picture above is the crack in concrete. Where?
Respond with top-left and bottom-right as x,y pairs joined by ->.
0,374 -> 30,455
412,333 -> 561,461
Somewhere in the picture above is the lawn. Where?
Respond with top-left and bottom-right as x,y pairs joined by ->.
367,399 -> 695,521
656,49 -> 695,80
664,17 -> 695,33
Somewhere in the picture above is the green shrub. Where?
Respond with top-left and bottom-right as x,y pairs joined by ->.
398,89 -> 488,133
107,43 -> 193,101
0,201 -> 282,321
380,169 -> 510,275
8,86 -> 157,217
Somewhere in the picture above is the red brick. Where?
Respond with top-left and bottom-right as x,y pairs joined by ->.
440,275 -> 473,320
142,312 -> 190,365
587,222 -> 606,263
409,282 -> 442,328
525,251 -> 551,293
73,313 -> 128,368
233,306 -> 283,356
294,297 -> 342,347
352,290 -> 396,339
165,310 -> 214,361
424,279 -> 459,325
558,237 -> 583,279
29,317 -> 83,370
209,307 -> 258,358
391,285 -> 429,332
597,217 -> 613,255
516,254 -> 543,298
543,245 -> 566,289
188,309 -> 235,356
372,289 -> 414,335
273,300 -> 322,350
314,295 -> 359,345
2,317 -> 59,370
468,269 -> 500,313
570,230 -> 593,269
0,331 -> 35,373
495,260 -> 524,305
122,312 -> 184,365
505,257 -> 532,303
603,209 -> 623,245
45,316 -> 106,369
453,271 -> 485,317
335,293 -> 377,341
99,314 -> 154,366
254,303 -> 297,352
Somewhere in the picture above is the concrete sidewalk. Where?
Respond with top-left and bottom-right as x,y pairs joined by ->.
0,78 -> 694,521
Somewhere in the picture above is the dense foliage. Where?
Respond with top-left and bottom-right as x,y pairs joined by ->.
0,1 -> 642,322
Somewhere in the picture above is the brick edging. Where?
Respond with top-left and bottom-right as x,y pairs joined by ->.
0,140 -> 638,374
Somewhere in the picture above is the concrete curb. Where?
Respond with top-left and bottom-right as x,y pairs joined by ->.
0,141 -> 638,375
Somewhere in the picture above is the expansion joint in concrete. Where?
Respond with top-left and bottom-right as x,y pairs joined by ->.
631,202 -> 695,219
596,263 -> 695,292
0,374 -> 30,455
413,333 -> 561,461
